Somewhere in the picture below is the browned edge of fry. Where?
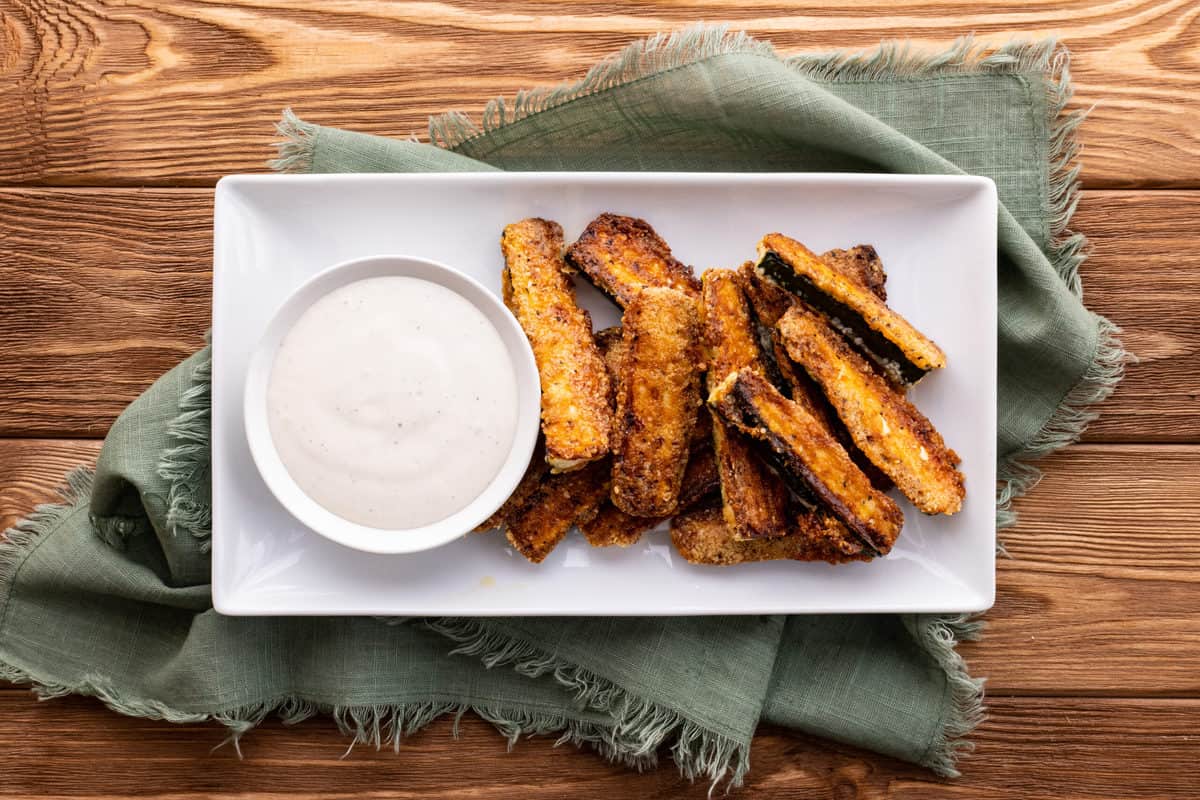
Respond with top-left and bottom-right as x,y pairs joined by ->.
779,304 -> 965,515
711,417 -> 790,541
708,368 -> 903,555
699,268 -> 792,540
740,260 -> 793,328
505,459 -> 611,563
564,213 -> 701,307
671,505 -> 873,566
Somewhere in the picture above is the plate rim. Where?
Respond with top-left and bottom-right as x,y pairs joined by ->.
211,170 -> 998,616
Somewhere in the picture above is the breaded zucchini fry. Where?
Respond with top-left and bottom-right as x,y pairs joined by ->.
502,218 -> 611,471
779,305 -> 965,515
505,459 -> 611,563
822,245 -> 887,301
700,269 -> 790,540
611,287 -> 702,517
582,444 -> 719,547
760,332 -> 894,492
565,213 -> 701,307
756,233 -> 945,385
671,505 -> 873,566
594,325 -> 628,380
744,265 -> 895,493
708,368 -> 903,554
594,324 -> 628,419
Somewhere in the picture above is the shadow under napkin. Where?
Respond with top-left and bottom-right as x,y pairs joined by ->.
1,26 -> 1125,789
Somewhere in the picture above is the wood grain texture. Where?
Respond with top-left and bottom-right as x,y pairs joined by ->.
0,189 -> 212,437
0,439 -> 99,531
3,440 -> 1198,694
1,1 -> 1199,187
963,444 -> 1200,694
1,188 -> 1195,440
0,694 -> 1194,799
1074,191 -> 1200,442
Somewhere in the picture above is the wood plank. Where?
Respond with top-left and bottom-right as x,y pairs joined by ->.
0,439 -> 99,532
0,693 -> 1194,798
1,188 -> 1195,440
0,189 -> 212,438
3,440 -> 1199,694
961,443 -> 1200,694
1,1 -> 1198,187
1073,191 -> 1200,442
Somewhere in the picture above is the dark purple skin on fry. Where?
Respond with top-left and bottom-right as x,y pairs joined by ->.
711,378 -> 892,556
757,252 -> 928,386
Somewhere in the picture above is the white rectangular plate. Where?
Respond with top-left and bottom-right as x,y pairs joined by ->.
212,173 -> 997,615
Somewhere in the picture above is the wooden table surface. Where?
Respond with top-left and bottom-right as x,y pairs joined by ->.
2,1 -> 1198,797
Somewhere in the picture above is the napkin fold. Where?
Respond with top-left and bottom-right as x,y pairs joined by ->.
0,27 -> 1123,788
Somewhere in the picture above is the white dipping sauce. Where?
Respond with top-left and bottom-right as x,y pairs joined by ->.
267,276 -> 519,530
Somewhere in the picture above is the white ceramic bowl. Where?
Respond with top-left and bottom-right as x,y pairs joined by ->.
243,254 -> 541,555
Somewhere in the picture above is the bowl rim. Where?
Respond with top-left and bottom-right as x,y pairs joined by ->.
242,253 -> 541,555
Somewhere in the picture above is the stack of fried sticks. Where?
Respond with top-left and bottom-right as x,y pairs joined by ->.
485,213 -> 964,566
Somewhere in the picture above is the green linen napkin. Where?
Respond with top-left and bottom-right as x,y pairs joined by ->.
0,27 -> 1124,788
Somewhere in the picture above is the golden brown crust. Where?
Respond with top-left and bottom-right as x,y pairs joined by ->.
611,287 -> 702,517
700,269 -> 762,384
599,322 -> 708,446
581,444 -> 719,547
766,331 -> 894,493
711,416 -> 790,541
699,270 -> 790,540
670,505 -> 873,566
708,368 -> 904,554
822,245 -> 887,301
740,261 -> 794,328
757,233 -> 945,384
565,213 -> 701,308
504,459 -> 611,563
689,402 -> 713,446
502,218 -> 612,471
778,305 -> 965,515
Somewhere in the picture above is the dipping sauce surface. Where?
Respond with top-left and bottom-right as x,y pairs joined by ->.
267,276 -> 519,530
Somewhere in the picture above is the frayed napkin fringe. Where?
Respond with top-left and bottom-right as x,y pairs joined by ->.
0,468 -> 94,586
909,615 -> 987,776
157,340 -> 214,550
0,660 -> 631,768
428,617 -> 749,792
271,110 -> 318,174
425,26 -> 776,151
